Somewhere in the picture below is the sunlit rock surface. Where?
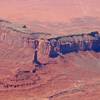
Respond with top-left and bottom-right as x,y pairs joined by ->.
0,19 -> 100,100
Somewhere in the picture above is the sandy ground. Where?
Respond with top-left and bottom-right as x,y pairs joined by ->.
0,46 -> 100,100
0,21 -> 100,99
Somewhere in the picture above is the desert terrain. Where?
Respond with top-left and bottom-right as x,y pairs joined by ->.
0,0 -> 100,99
0,20 -> 100,100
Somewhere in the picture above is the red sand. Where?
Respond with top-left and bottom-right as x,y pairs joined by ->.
0,33 -> 100,100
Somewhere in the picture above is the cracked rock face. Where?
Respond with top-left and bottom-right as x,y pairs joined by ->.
0,20 -> 100,100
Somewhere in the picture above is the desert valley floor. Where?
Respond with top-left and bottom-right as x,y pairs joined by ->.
0,20 -> 100,100
0,48 -> 100,100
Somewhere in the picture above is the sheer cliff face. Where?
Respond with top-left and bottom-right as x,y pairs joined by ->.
0,19 -> 100,71
0,20 -> 29,47
0,21 -> 35,76
0,20 -> 54,75
0,19 -> 100,100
